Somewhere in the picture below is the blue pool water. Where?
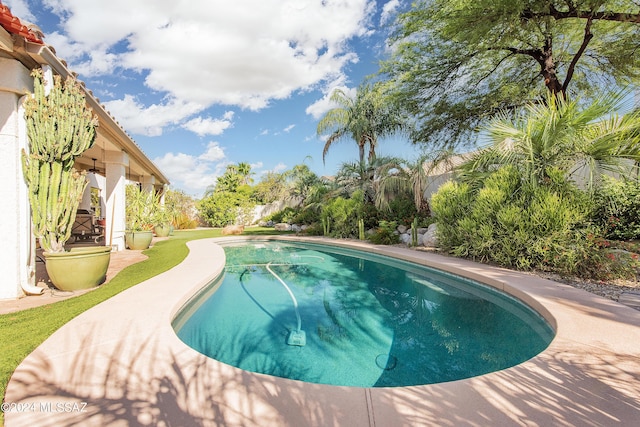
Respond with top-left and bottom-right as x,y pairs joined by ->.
174,241 -> 554,387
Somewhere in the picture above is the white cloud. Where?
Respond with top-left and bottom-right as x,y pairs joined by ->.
305,85 -> 357,119
182,112 -> 234,137
153,152 -> 216,196
380,0 -> 401,25
39,0 -> 376,111
199,141 -> 226,162
154,141 -> 228,195
3,0 -> 35,21
283,124 -> 295,133
270,162 -> 288,173
103,95 -> 203,136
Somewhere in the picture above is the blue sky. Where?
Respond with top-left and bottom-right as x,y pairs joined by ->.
5,0 -> 421,196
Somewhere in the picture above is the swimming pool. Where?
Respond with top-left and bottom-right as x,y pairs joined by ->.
174,241 -> 554,387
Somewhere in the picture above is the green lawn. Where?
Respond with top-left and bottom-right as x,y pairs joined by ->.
0,228 -> 282,418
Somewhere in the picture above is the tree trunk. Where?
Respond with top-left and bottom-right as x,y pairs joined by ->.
540,37 -> 563,95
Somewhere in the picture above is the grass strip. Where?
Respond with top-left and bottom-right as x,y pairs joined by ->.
0,228 -> 235,418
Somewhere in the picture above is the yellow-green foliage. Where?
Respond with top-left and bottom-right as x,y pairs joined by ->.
431,166 -> 632,279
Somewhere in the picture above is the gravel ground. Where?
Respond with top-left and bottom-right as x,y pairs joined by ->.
531,270 -> 640,306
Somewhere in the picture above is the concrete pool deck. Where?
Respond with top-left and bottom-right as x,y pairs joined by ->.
5,236 -> 640,426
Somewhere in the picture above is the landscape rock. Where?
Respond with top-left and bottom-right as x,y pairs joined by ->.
422,223 -> 438,247
274,223 -> 292,231
222,224 -> 244,235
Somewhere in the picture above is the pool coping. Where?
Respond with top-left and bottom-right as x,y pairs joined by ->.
5,236 -> 640,426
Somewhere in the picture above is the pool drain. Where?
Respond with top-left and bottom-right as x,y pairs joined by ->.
376,354 -> 397,370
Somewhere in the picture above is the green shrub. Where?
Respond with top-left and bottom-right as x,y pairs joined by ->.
431,166 -> 630,279
173,213 -> 199,230
321,195 -> 362,238
292,207 -> 321,225
197,191 -> 255,227
267,207 -> 298,224
592,177 -> 640,240
375,195 -> 431,227
368,220 -> 400,245
302,222 -> 324,236
430,180 -> 474,250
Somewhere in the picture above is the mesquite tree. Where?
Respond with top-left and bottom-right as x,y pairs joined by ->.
382,0 -> 640,148
22,69 -> 99,252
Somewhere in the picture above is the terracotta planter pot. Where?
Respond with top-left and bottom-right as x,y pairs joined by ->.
44,246 -> 112,291
154,224 -> 171,237
125,231 -> 153,250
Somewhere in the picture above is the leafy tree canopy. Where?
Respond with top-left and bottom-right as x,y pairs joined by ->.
204,162 -> 254,196
381,0 -> 640,149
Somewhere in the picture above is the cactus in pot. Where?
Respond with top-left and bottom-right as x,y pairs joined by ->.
21,69 -> 109,291
22,69 -> 99,252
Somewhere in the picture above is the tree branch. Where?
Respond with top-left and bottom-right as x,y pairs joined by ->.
562,16 -> 594,92
523,5 -> 640,23
475,52 -> 520,85
487,46 -> 545,65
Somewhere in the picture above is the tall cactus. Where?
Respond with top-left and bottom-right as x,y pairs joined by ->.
22,69 -> 99,253
411,217 -> 419,247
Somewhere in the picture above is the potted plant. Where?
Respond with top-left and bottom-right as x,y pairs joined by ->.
153,205 -> 172,237
125,184 -> 156,249
22,69 -> 111,291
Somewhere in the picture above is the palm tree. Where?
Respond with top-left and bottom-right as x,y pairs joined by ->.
376,150 -> 456,214
458,92 -> 640,192
236,162 -> 254,185
332,156 -> 402,205
285,164 -> 321,203
317,82 -> 406,164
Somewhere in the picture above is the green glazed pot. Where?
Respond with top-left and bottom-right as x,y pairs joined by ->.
125,230 -> 153,250
44,246 -> 112,291
154,224 -> 171,237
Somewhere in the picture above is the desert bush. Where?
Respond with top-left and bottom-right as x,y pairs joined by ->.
197,191 -> 255,227
378,196 -> 417,227
172,213 -> 199,230
320,194 -> 362,238
431,166 -> 630,279
302,222 -> 324,236
266,207 -> 298,224
592,177 -> 640,241
368,220 -> 400,245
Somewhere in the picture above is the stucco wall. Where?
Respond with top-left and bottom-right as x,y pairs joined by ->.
0,58 -> 35,299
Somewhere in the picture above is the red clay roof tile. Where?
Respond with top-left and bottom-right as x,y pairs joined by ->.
0,3 -> 44,44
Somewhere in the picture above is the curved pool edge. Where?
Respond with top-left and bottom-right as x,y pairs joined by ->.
6,236 -> 640,426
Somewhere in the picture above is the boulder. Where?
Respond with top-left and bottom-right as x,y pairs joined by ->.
274,223 -> 292,231
222,224 -> 244,235
397,225 -> 408,234
399,233 -> 412,244
422,223 -> 438,247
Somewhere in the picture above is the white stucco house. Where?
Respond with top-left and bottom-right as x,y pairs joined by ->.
0,4 -> 169,300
